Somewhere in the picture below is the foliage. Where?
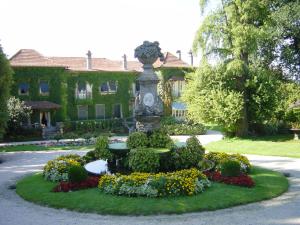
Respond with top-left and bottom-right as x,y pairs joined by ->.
98,168 -> 210,197
82,150 -> 98,164
167,123 -> 207,135
68,165 -> 88,183
43,154 -> 82,182
126,132 -> 148,149
67,119 -> 124,133
183,66 -> 244,135
189,0 -> 300,136
148,129 -> 173,148
198,159 -> 215,172
95,136 -> 113,161
0,45 -> 13,140
220,160 -> 241,177
6,97 -> 32,131
186,135 -> 205,155
170,136 -> 205,170
128,148 -> 160,173
204,152 -> 251,174
11,67 -> 68,124
258,1 -> 300,80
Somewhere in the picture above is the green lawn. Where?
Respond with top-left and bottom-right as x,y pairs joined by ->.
206,134 -> 300,158
0,144 -> 94,152
16,167 -> 288,215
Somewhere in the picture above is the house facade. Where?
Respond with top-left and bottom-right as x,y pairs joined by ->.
9,49 -> 191,128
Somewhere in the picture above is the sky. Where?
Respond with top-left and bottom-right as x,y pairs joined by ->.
0,0 -> 204,64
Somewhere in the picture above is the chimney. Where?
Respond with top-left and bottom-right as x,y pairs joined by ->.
176,50 -> 181,60
86,50 -> 92,70
188,50 -> 193,66
122,54 -> 128,70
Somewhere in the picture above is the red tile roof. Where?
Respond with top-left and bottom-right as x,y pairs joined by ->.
10,49 -> 190,72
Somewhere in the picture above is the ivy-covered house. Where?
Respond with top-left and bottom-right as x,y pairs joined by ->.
9,49 -> 190,129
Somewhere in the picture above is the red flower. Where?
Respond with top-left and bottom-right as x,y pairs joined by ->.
53,176 -> 100,192
204,171 -> 255,188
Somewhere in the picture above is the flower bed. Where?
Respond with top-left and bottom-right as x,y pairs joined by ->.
204,152 -> 251,173
53,176 -> 99,192
98,168 -> 210,197
43,154 -> 83,182
204,171 -> 255,188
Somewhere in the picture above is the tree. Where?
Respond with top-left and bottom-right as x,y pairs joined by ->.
185,0 -> 295,136
0,44 -> 13,140
258,1 -> 300,80
6,97 -> 32,132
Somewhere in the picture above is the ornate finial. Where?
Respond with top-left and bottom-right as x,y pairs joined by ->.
134,41 -> 164,66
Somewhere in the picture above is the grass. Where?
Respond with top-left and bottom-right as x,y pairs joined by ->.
205,134 -> 300,158
0,144 -> 94,152
16,167 -> 288,215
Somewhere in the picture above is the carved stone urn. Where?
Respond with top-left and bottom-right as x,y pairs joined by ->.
134,41 -> 164,132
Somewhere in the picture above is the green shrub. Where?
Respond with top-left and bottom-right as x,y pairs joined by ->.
148,129 -> 173,148
171,136 -> 205,170
82,150 -> 97,164
126,132 -> 148,149
128,148 -> 160,173
204,152 -> 251,173
161,118 -> 207,135
43,154 -> 82,182
98,168 -> 210,197
68,165 -> 88,183
186,136 -> 205,156
220,160 -> 241,177
95,136 -> 113,161
198,159 -> 215,171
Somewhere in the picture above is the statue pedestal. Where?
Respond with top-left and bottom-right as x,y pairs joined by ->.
136,116 -> 161,132
134,41 -> 164,133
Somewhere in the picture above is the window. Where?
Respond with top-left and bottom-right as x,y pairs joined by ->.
76,82 -> 92,99
100,81 -> 118,94
39,81 -> 49,95
172,80 -> 185,98
19,83 -> 29,95
100,83 -> 109,92
112,104 -> 122,118
78,81 -> 86,92
77,105 -> 88,120
109,81 -> 117,92
95,104 -> 105,119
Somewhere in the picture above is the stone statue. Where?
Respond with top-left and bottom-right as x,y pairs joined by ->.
134,41 -> 164,132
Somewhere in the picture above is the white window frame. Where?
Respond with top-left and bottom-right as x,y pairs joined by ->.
77,105 -> 88,120
95,104 -> 105,119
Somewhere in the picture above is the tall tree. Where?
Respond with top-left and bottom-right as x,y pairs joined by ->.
188,0 -> 285,136
0,44 -> 13,140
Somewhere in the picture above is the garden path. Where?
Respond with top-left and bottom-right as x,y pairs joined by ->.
0,138 -> 299,225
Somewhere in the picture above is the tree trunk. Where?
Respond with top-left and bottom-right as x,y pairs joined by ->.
235,52 -> 249,137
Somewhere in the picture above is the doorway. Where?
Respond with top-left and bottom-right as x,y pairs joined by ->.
40,112 -> 51,127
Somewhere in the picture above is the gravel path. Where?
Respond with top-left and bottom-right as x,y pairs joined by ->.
0,150 -> 300,224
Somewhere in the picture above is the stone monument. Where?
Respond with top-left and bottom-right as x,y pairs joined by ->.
134,41 -> 164,132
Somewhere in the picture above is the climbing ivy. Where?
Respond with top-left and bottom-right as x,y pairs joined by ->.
11,67 -> 138,124
157,67 -> 194,116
